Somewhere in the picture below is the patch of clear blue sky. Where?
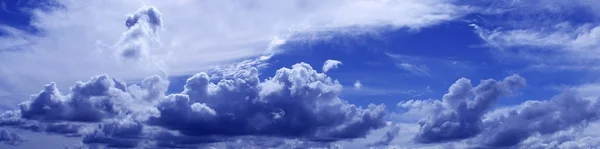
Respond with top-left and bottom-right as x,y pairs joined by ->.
0,0 -> 60,35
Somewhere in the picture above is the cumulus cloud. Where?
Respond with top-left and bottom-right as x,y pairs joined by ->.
413,74 -> 526,143
150,62 -> 385,141
354,80 -> 363,89
396,99 -> 443,123
474,90 -> 600,148
18,74 -> 164,123
323,59 -> 342,73
116,6 -> 163,61
517,122 -> 600,149
0,62 -> 386,148
396,75 -> 600,148
368,124 -> 401,147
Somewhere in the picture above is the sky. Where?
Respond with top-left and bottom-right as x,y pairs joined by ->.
0,0 -> 600,148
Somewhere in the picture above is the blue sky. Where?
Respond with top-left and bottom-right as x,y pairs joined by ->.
1,0 -> 600,148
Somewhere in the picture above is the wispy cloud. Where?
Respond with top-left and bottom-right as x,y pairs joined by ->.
396,63 -> 431,76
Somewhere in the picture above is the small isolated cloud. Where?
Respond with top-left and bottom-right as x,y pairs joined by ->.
354,80 -> 363,89
323,59 -> 342,73
116,6 -> 163,61
396,63 -> 430,76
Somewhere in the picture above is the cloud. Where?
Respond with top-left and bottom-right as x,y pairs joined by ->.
468,0 -> 600,71
323,59 -> 342,73
472,23 -> 600,55
474,90 -> 600,148
367,124 -> 401,147
396,63 -> 430,76
518,122 -> 600,149
0,0 -> 471,109
150,62 -> 386,141
395,75 -> 600,148
18,74 -> 164,123
413,74 -> 526,143
396,99 -> 443,123
354,80 -> 363,89
0,129 -> 25,146
0,62 -> 386,148
82,120 -> 144,148
116,6 -> 163,61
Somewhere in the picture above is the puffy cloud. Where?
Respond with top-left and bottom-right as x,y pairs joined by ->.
116,6 -> 164,61
396,99 -> 443,123
125,6 -> 162,32
0,129 -> 25,146
323,59 -> 342,73
522,120 -> 600,149
475,90 -> 600,148
354,80 -> 363,89
518,128 -> 600,149
399,74 -> 600,148
17,74 -> 164,123
368,124 -> 401,147
0,62 -> 386,148
149,62 -> 386,141
19,75 -> 125,122
414,74 -> 526,143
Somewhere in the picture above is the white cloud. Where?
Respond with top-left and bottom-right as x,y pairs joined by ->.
568,82 -> 600,99
354,80 -> 363,89
323,59 -> 342,73
2,61 -> 386,148
0,0 -> 470,108
471,21 -> 600,71
396,99 -> 442,123
396,63 -> 430,76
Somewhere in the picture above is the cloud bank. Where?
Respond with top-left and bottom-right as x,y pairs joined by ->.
3,64 -> 600,148
396,75 -> 600,148
0,61 -> 385,148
